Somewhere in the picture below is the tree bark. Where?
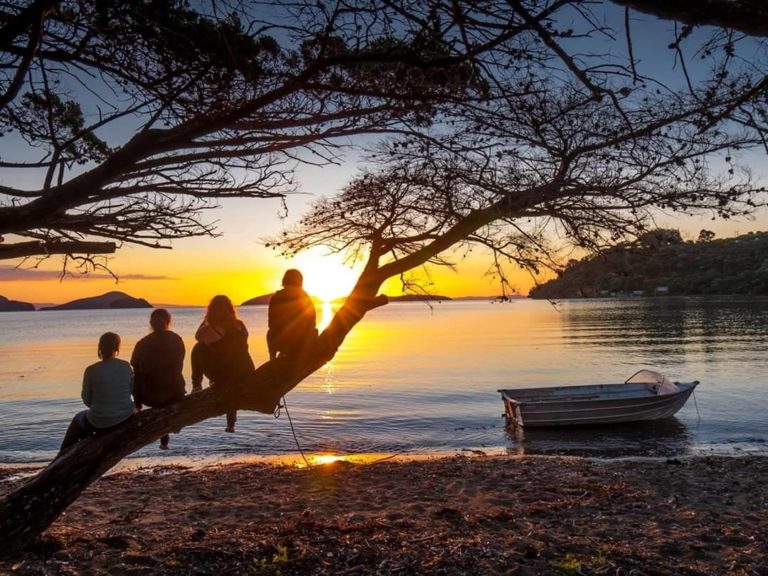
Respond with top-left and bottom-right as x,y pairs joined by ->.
613,0 -> 768,37
0,0 -> 58,49
0,274 -> 388,557
0,240 -> 116,260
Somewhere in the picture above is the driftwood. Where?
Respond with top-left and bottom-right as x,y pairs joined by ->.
0,282 -> 388,556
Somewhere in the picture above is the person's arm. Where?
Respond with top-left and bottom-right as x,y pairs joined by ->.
267,297 -> 276,330
178,333 -> 186,362
132,376 -> 143,410
130,342 -> 140,371
196,322 -> 222,345
130,367 -> 137,412
174,333 -> 186,393
81,367 -> 93,407
267,330 -> 276,360
308,295 -> 317,329
131,342 -> 144,409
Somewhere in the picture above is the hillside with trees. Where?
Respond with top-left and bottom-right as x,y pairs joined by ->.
529,231 -> 768,299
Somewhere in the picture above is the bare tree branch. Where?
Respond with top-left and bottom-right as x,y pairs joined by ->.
0,239 -> 115,259
612,0 -> 768,37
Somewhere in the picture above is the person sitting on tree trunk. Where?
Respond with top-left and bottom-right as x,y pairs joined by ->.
267,269 -> 318,361
191,295 -> 255,433
130,308 -> 186,450
59,332 -> 134,454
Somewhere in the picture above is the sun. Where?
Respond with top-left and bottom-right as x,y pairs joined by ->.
289,250 -> 359,303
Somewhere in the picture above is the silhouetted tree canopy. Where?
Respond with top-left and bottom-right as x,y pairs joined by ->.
0,0 -> 492,263
614,0 -> 768,37
274,66 -> 765,294
1,0 -> 767,270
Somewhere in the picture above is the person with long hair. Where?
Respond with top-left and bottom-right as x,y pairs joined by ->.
191,295 -> 255,432
59,332 -> 134,453
131,308 -> 186,449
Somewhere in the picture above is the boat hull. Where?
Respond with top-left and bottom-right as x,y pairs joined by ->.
499,381 -> 698,428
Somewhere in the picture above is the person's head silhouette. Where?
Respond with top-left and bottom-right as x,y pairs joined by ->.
149,308 -> 172,332
282,269 -> 303,288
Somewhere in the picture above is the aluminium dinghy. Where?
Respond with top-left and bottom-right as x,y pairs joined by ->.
499,370 -> 698,429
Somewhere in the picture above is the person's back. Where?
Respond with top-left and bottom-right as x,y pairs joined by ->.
192,295 -> 255,433
130,309 -> 187,450
132,329 -> 186,406
200,319 -> 255,386
59,332 -> 134,454
268,269 -> 317,359
83,358 -> 135,428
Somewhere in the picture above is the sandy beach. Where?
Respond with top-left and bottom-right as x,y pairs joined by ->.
1,455 -> 766,575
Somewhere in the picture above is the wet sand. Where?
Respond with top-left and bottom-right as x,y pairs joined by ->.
1,455 -> 766,575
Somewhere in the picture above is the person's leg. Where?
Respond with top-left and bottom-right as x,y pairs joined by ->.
191,342 -> 206,392
59,410 -> 94,453
225,411 -> 237,433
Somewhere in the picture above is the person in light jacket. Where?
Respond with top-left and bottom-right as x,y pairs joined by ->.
59,332 -> 134,453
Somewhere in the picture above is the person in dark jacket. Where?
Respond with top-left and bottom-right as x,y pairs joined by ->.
130,308 -> 186,449
267,269 -> 318,360
59,332 -> 134,454
191,295 -> 255,433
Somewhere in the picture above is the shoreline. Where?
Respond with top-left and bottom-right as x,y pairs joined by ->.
3,441 -> 767,474
2,454 -> 766,575
3,444 -> 767,480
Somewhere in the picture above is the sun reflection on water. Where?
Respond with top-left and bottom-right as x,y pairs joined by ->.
317,301 -> 339,394
293,452 -> 397,468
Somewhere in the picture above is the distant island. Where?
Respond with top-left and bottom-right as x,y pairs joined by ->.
330,294 -> 453,304
530,230 -> 768,299
243,293 -> 453,306
387,294 -> 451,302
241,293 -> 323,306
241,293 -> 274,306
41,291 -> 152,311
0,295 -> 35,312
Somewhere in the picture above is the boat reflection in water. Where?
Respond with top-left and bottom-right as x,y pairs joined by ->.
505,417 -> 692,458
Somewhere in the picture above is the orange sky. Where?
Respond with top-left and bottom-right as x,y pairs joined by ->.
0,160 -> 545,306
3,144 -> 768,307
3,191 -> 767,307
0,240 -> 525,306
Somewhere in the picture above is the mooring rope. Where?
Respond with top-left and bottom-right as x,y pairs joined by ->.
274,395 -> 312,469
692,389 -> 702,422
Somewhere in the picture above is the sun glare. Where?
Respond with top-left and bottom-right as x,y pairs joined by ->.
290,250 -> 359,303
313,454 -> 346,465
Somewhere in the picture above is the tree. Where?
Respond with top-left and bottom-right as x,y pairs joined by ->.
2,0 -> 768,555
615,0 -> 768,144
0,0 -> 496,263
613,1 -> 768,37
2,0 -> 767,267
274,80 -> 761,294
698,229 -> 717,243
637,229 -> 684,249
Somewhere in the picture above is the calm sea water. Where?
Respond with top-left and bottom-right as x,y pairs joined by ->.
1,297 -> 767,464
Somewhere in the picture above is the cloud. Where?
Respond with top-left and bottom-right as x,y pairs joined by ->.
0,266 -> 176,282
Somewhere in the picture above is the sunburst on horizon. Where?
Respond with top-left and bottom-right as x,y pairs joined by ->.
288,250 -> 359,303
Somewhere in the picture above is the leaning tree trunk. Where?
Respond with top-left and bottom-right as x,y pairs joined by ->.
0,277 -> 387,557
